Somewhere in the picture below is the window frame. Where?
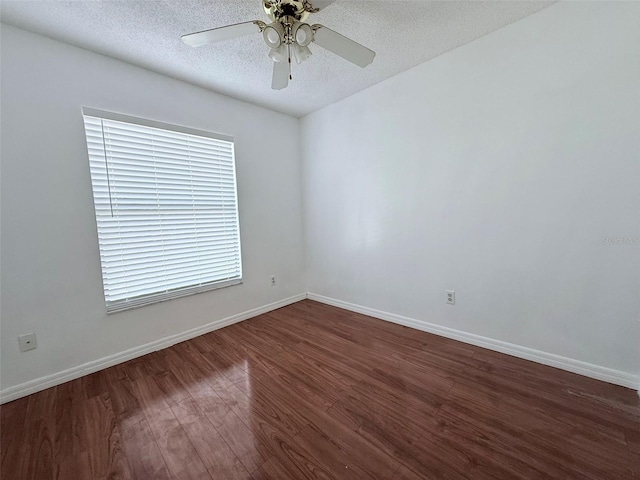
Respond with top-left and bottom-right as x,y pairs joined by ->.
82,107 -> 243,314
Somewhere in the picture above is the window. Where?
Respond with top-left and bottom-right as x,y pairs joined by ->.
83,108 -> 242,313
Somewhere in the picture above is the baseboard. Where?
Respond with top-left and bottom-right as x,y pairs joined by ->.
0,293 -> 306,404
3,291 -> 637,403
307,292 -> 639,390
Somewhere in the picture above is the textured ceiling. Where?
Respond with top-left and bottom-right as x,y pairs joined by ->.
0,0 -> 552,117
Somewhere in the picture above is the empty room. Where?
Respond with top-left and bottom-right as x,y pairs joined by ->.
1,0 -> 638,479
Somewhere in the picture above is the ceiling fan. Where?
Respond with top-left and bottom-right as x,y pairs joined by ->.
181,0 -> 376,90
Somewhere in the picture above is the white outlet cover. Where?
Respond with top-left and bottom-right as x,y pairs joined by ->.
18,332 -> 38,352
446,290 -> 455,305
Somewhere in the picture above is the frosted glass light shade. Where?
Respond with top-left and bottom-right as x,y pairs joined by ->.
293,44 -> 312,64
269,44 -> 288,63
294,23 -> 313,47
263,23 -> 284,48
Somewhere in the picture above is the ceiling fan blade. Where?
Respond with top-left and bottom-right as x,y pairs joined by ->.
312,25 -> 375,68
182,21 -> 262,47
272,60 -> 289,90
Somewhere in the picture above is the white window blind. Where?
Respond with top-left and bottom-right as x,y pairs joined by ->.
83,108 -> 242,313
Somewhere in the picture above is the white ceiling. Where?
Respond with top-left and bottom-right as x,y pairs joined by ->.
0,0 -> 552,117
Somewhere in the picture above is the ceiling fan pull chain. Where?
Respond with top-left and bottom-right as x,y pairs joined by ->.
288,43 -> 292,80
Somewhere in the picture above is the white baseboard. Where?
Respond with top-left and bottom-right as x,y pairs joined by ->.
307,292 -> 639,390
3,291 -> 637,403
0,293 -> 306,404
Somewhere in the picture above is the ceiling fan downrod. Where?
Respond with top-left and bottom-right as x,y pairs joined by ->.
263,0 -> 315,22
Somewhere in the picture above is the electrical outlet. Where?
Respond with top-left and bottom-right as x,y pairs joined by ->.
270,275 -> 276,286
446,290 -> 455,305
18,333 -> 38,352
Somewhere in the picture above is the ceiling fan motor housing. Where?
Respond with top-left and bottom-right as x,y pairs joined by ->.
263,0 -> 312,22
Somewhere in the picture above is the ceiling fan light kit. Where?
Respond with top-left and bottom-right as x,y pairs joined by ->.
181,0 -> 376,90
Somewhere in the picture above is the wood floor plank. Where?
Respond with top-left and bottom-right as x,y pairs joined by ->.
119,418 -> 172,480
84,394 -> 133,480
444,379 -> 631,458
391,465 -> 423,480
132,375 -> 211,479
435,403 -> 631,480
398,430 -> 506,480
217,322 -> 285,359
237,351 -> 342,411
326,390 -> 428,461
626,428 -> 640,456
152,369 -> 192,407
243,415 -> 341,480
160,344 -> 273,473
163,344 -> 240,418
181,346 -> 263,426
276,348 -> 358,397
2,299 -> 638,480
0,396 -> 29,479
171,398 -> 252,479
457,360 -> 640,441
102,366 -> 146,431
293,422 -> 398,480
118,358 -> 149,382
250,454 -> 334,480
206,405 -> 272,474
19,418 -> 55,480
18,387 -> 57,480
53,380 -> 92,480
82,370 -> 110,400
239,312 -> 307,349
234,354 -> 403,480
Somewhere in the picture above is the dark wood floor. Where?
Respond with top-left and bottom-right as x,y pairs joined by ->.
2,300 -> 639,479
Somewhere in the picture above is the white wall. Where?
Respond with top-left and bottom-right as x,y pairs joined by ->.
0,25 -> 305,394
302,2 -> 640,381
